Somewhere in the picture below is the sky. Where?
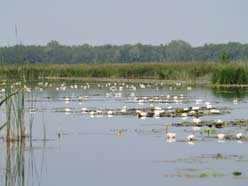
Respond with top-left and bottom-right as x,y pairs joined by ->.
0,0 -> 247,47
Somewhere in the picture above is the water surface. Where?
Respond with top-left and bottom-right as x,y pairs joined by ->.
1,82 -> 248,186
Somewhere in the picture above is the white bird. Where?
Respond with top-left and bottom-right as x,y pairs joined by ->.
154,110 -> 161,117
217,133 -> 225,140
206,104 -> 213,109
210,109 -> 220,114
89,111 -> 95,115
181,113 -> 188,117
215,119 -> 223,124
136,110 -> 147,118
236,133 -> 243,139
64,108 -> 71,112
183,107 -> 189,111
192,118 -> 201,124
107,110 -> 113,115
121,106 -> 127,113
192,106 -> 200,111
187,134 -> 195,141
139,112 -> 147,117
189,110 -> 196,115
81,108 -> 87,113
166,132 -> 176,139
64,97 -> 70,103
187,86 -> 192,90
139,84 -> 146,89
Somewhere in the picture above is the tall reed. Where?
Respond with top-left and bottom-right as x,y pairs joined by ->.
0,62 -> 215,80
212,63 -> 248,84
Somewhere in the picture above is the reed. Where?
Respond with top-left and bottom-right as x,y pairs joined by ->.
0,62 -> 215,80
0,62 -> 248,84
2,81 -> 26,142
212,63 -> 248,84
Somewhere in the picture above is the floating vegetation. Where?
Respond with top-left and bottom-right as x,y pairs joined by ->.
204,128 -> 217,135
1,78 -> 248,185
172,119 -> 248,128
159,153 -> 248,179
232,171 -> 242,176
53,105 -> 228,119
156,153 -> 248,165
129,94 -> 188,104
164,168 -> 225,178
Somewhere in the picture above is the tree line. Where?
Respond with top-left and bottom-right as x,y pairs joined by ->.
0,40 -> 248,64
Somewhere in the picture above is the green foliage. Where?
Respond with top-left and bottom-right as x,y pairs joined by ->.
232,171 -> 242,176
0,62 -> 248,85
212,64 -> 248,84
1,40 -> 248,64
0,62 -> 214,81
219,51 -> 230,63
204,128 -> 217,135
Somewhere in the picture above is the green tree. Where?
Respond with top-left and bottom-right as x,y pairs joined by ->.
219,51 -> 230,63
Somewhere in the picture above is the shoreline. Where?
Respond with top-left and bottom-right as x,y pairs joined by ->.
43,77 -> 248,88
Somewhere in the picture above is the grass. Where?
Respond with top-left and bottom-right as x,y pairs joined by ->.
0,68 -> 46,186
212,63 -> 248,84
0,62 -> 214,81
1,81 -> 26,142
0,62 -> 248,85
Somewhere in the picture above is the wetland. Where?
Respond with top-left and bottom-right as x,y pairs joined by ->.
0,80 -> 248,186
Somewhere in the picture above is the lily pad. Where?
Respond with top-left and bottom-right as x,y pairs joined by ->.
232,171 -> 242,176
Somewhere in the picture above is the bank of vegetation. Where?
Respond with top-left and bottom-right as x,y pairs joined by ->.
1,39 -> 248,85
1,40 -> 248,64
0,62 -> 248,85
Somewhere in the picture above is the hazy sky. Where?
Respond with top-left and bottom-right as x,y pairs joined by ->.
0,0 -> 247,46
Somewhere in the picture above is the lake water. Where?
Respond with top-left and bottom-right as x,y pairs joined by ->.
0,81 -> 248,186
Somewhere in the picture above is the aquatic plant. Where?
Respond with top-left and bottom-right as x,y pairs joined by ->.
212,63 -> 248,84
232,171 -> 242,176
0,62 -> 215,81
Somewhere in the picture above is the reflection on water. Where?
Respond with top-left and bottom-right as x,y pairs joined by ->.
212,87 -> 248,100
0,82 -> 248,186
1,140 -> 47,186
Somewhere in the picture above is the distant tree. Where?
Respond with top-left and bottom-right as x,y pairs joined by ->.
1,40 -> 248,64
47,40 -> 60,48
166,40 -> 192,61
219,51 -> 230,63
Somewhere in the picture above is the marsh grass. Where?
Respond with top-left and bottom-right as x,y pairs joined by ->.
3,81 -> 26,142
0,62 -> 215,81
1,78 -> 45,186
1,62 -> 248,85
212,63 -> 248,84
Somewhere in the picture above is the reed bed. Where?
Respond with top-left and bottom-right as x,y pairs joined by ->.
0,62 -> 215,80
0,62 -> 248,84
212,63 -> 248,84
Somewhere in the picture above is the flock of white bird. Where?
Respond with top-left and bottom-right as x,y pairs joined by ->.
165,130 -> 243,142
41,81 -> 244,143
1,81 -> 243,142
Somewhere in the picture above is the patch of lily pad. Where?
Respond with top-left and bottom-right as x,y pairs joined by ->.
164,168 -> 225,178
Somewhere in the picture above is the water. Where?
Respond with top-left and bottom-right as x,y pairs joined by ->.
1,82 -> 248,186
